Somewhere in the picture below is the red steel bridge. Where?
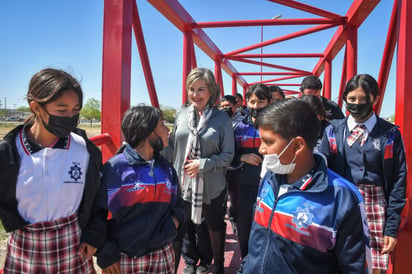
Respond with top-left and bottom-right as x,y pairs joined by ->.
91,1 -> 412,273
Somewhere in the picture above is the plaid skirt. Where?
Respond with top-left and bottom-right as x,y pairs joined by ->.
4,213 -> 95,273
357,184 -> 388,270
119,242 -> 174,274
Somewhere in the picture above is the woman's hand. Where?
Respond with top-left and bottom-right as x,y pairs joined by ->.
240,153 -> 263,166
103,262 -> 121,274
381,236 -> 398,254
79,243 -> 97,259
184,159 -> 200,177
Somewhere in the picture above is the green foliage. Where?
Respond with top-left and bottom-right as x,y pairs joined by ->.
81,98 -> 101,123
17,106 -> 30,112
160,105 -> 176,124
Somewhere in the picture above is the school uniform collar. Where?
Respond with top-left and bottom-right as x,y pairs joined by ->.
347,113 -> 377,133
19,125 -> 71,155
123,143 -> 161,165
276,153 -> 327,192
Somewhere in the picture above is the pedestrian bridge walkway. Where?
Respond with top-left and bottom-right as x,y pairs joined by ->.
177,214 -> 242,274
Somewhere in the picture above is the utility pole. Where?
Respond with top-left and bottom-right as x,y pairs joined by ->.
4,97 -> 6,121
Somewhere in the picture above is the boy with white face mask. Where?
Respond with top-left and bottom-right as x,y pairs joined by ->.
239,99 -> 371,274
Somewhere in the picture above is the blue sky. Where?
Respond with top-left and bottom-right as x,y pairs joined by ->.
0,0 -> 397,118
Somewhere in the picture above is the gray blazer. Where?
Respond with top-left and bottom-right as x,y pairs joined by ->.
163,106 -> 234,204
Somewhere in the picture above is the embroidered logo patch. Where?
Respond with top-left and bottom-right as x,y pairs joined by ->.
128,181 -> 144,192
65,162 -> 83,184
372,139 -> 381,151
292,205 -> 313,229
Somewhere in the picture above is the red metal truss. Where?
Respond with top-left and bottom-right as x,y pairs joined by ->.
100,1 -> 412,270
268,0 -> 343,21
393,1 -> 412,273
195,18 -> 344,28
376,0 -> 399,114
147,0 -> 248,89
225,24 -> 339,57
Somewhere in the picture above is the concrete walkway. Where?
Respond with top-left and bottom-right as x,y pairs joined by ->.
176,216 -> 242,274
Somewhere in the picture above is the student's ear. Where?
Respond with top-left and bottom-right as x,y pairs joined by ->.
372,94 -> 381,106
294,136 -> 306,154
29,101 -> 41,116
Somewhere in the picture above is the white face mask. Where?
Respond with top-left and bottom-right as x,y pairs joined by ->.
261,138 -> 297,177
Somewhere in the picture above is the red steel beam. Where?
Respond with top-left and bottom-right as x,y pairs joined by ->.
346,25 -> 358,81
101,0 -> 133,162
393,0 -> 412,272
132,1 -> 159,108
232,75 -> 238,95
195,18 -> 344,28
182,31 -> 192,105
269,83 -> 301,87
249,74 -> 303,85
190,41 -> 197,69
227,53 -> 324,59
268,0 -> 343,21
376,0 -> 398,114
215,61 -> 224,98
323,59 -> 332,100
148,0 -> 248,88
226,24 -> 337,56
237,72 -> 307,76
232,58 -> 311,75
338,50 -> 347,108
313,0 -> 380,76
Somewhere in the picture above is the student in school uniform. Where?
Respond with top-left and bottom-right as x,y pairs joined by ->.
97,105 -> 184,274
0,68 -> 107,273
240,99 -> 371,274
319,74 -> 407,274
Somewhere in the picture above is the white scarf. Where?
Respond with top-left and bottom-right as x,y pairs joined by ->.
181,105 -> 213,224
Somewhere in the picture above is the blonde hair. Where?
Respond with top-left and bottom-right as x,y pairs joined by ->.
185,67 -> 220,106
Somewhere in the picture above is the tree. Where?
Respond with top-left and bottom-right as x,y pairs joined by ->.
160,105 -> 176,124
81,98 -> 101,126
17,106 -> 30,112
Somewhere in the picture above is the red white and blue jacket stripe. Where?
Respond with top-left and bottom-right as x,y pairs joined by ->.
97,144 -> 184,269
231,115 -> 262,184
318,117 -> 408,237
240,155 -> 371,274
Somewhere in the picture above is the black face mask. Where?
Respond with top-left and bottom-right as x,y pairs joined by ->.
40,110 -> 79,137
346,102 -> 373,120
221,107 -> 234,118
149,136 -> 164,153
249,107 -> 265,119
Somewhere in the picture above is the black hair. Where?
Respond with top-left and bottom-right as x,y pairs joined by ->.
119,105 -> 163,152
343,74 -> 379,101
245,84 -> 271,102
220,95 -> 237,106
300,75 -> 322,92
299,94 -> 326,118
234,93 -> 243,100
255,99 -> 320,150
26,68 -> 83,124
268,85 -> 285,99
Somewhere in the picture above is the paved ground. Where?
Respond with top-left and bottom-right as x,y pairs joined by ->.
176,215 -> 242,274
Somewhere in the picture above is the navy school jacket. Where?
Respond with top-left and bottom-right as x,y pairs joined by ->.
97,144 -> 184,269
318,117 -> 408,237
240,155 -> 371,274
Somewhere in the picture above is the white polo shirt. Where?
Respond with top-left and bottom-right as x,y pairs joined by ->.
15,127 -> 90,224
